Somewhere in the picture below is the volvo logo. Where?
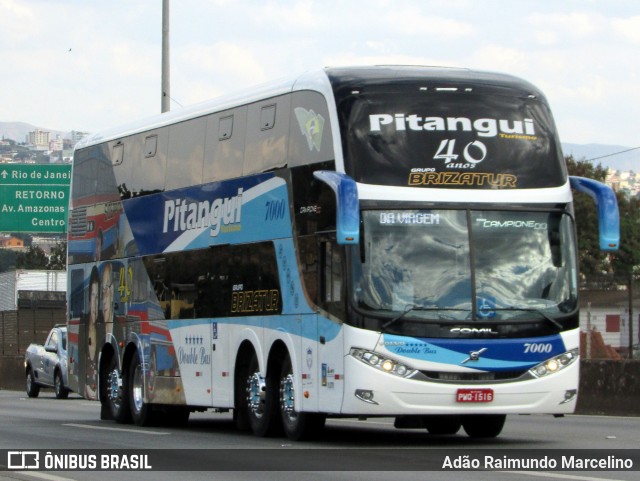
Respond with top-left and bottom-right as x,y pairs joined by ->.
461,347 -> 488,364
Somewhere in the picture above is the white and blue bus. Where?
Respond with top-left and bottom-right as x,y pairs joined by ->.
67,66 -> 619,440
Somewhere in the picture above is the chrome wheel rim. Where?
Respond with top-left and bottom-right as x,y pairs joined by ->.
280,372 -> 297,423
131,363 -> 144,414
107,367 -> 121,409
246,372 -> 265,418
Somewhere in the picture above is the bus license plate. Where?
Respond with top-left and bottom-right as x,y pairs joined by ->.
456,388 -> 494,403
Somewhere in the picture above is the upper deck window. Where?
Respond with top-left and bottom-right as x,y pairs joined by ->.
144,135 -> 158,158
219,115 -> 233,140
112,143 -> 124,166
335,85 -> 566,189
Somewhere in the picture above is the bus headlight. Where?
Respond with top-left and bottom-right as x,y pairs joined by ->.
350,348 -> 417,378
528,348 -> 579,378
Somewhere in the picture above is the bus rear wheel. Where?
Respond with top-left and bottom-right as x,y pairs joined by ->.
279,356 -> 326,441
461,414 -> 506,438
245,353 -> 279,437
129,353 -> 156,426
105,355 -> 131,423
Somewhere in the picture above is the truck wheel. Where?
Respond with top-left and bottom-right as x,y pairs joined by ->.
26,368 -> 40,398
54,370 -> 69,399
279,355 -> 325,440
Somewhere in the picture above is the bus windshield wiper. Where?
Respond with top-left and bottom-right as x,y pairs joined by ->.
381,305 -> 470,331
381,304 -> 418,331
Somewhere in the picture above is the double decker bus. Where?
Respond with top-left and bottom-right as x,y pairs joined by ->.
67,66 -> 619,440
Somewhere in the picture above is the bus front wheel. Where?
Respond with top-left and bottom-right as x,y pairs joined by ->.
423,415 -> 461,435
461,414 -> 506,438
279,356 -> 326,441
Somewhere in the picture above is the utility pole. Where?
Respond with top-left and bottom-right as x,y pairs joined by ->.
629,271 -> 634,359
161,0 -> 170,113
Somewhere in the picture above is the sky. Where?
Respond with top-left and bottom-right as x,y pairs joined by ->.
1,0 -> 639,148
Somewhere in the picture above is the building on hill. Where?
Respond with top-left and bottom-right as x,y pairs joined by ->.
27,129 -> 51,150
0,235 -> 24,250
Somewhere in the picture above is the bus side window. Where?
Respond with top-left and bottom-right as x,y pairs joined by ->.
112,143 -> 124,166
144,135 -> 158,158
219,115 -> 233,140
320,239 -> 344,317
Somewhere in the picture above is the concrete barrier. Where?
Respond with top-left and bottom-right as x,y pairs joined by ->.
576,360 -> 640,416
2,357 -> 639,416
0,356 -> 26,392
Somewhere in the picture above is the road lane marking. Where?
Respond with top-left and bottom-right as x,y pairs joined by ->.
504,471 -> 630,481
63,423 -> 170,435
329,418 -> 395,426
14,472 -> 76,481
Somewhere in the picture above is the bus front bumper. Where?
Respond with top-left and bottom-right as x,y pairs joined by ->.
339,354 -> 579,416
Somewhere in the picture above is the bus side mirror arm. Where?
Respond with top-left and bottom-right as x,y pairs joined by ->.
313,171 -> 360,245
569,176 -> 620,251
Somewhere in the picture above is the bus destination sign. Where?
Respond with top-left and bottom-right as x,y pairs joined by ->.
0,164 -> 71,233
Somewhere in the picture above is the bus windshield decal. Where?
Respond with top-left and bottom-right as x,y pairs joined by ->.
369,114 -> 537,139
336,89 -> 566,189
378,212 -> 440,225
476,218 -> 548,230
408,171 -> 518,188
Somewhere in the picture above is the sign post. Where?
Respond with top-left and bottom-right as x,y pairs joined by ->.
0,164 -> 71,233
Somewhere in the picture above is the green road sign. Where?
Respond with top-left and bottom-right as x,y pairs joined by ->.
0,164 -> 71,233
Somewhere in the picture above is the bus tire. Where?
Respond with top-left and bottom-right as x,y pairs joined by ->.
105,354 -> 131,424
245,352 -> 279,437
233,359 -> 251,431
279,355 -> 326,441
423,415 -> 461,435
129,353 -> 155,426
462,414 -> 506,438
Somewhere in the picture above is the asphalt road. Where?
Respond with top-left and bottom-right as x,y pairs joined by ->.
0,389 -> 638,481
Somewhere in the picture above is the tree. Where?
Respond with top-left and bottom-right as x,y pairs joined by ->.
47,241 -> 67,270
15,245 -> 48,269
0,249 -> 17,272
610,194 -> 640,280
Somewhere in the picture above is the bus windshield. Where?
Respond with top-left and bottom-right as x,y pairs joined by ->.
337,89 -> 566,189
352,210 -> 578,323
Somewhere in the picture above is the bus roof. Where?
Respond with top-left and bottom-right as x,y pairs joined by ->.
324,65 -> 545,98
75,66 -> 544,151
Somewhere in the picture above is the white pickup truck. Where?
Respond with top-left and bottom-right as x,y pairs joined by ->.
24,325 -> 72,399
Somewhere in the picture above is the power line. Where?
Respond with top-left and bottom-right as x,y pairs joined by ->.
585,145 -> 640,162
